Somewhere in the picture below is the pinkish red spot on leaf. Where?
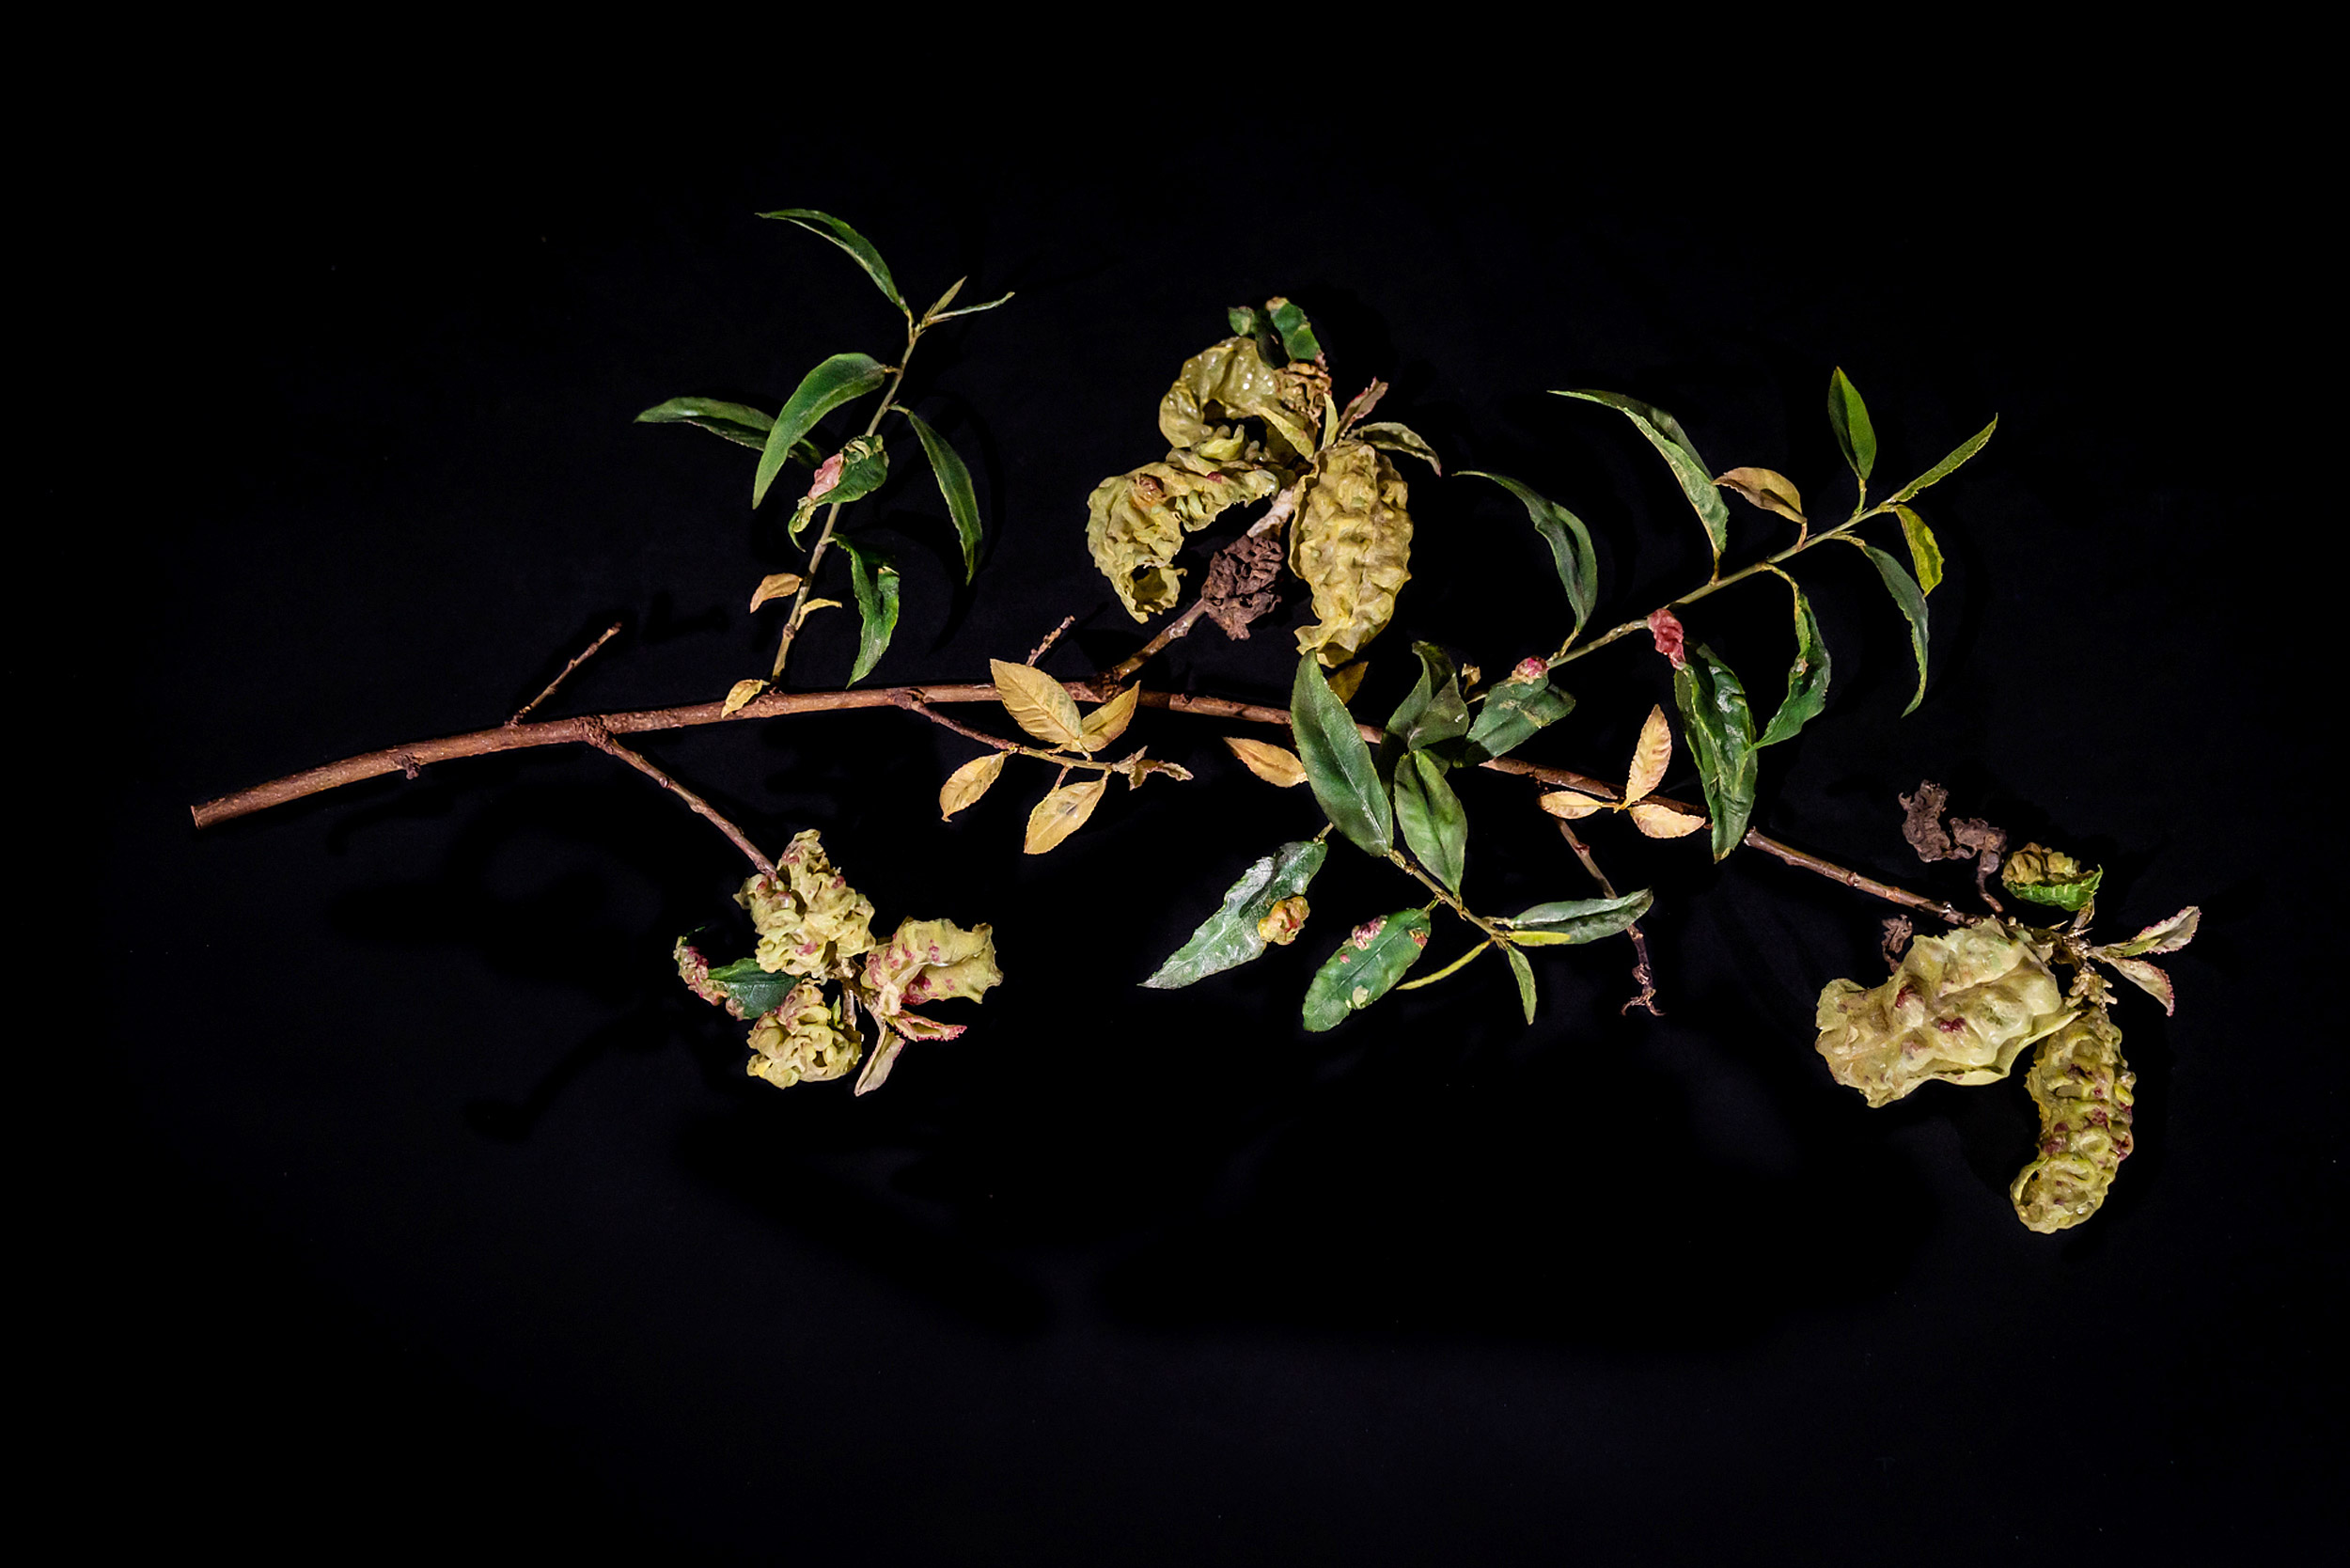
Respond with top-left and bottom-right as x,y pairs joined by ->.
807,452 -> 845,502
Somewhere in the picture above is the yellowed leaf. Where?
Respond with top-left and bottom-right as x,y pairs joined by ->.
1224,737 -> 1308,787
1024,776 -> 1106,854
1629,801 -> 1706,839
853,1027 -> 904,1096
1625,704 -> 1674,803
721,679 -> 767,716
1714,465 -> 1807,525
748,572 -> 804,611
1539,789 -> 1609,820
801,598 -> 842,615
1078,684 -> 1140,753
991,658 -> 1085,748
1326,661 -> 1369,705
938,753 -> 1007,819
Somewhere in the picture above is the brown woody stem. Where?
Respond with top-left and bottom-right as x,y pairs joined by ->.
510,621 -> 623,726
1553,820 -> 1663,1016
578,718 -> 772,875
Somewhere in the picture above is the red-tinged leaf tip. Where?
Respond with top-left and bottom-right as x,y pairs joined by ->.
1648,609 -> 1687,669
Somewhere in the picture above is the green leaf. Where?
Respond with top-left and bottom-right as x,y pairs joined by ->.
1142,839 -> 1328,989
902,411 -> 983,582
1463,471 -> 1597,638
1504,945 -> 1537,1024
1394,752 -> 1467,893
1501,888 -> 1653,946
838,539 -> 900,685
1386,642 -> 1470,754
1265,296 -> 1323,362
1227,305 -> 1283,364
1302,908 -> 1432,1031
1671,646 -> 1756,860
634,397 -> 798,454
759,208 -> 906,313
1886,416 -> 1997,506
1891,503 -> 1945,595
1847,540 -> 1931,715
1554,389 -> 1731,562
1461,671 -> 1575,763
753,353 -> 891,508
1292,653 -> 1392,857
1827,367 -> 1877,484
705,957 -> 795,1020
2002,843 -> 2104,913
1355,420 -> 1443,474
1754,577 -> 1831,748
790,432 -> 890,543
923,281 -> 1014,323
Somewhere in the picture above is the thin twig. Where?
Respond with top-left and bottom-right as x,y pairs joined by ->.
1098,478 -> 1304,686
894,691 -> 1122,772
509,621 -> 623,725
1554,821 -> 1662,1016
1741,829 -> 1966,923
1026,615 -> 1076,666
578,718 -> 772,875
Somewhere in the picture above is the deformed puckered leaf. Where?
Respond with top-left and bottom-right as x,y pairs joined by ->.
1078,685 -> 1139,753
1143,839 -> 1328,989
1025,776 -> 1107,854
1292,440 -> 1414,666
1502,888 -> 1653,946
1292,652 -> 1392,856
1715,466 -> 1807,525
2105,956 -> 2175,1014
753,353 -> 891,508
1227,305 -> 1283,366
1626,704 -> 1674,803
1463,670 -> 1574,763
1265,296 -> 1323,363
1754,577 -> 1831,747
1464,471 -> 1597,638
1847,541 -> 1931,715
1504,945 -> 1537,1024
722,679 -> 767,716
705,956 -> 798,1023
759,208 -> 907,312
1629,802 -> 1705,839
2109,906 -> 2200,957
1302,909 -> 1432,1031
1088,447 -> 1282,620
1554,390 -> 1731,562
1224,737 -> 1308,788
1671,645 -> 1756,860
791,434 -> 889,544
1886,416 -> 1998,506
1539,789 -> 1608,820
1159,336 -> 1319,460
991,660 -> 1085,749
838,540 -> 900,685
1826,367 -> 1877,484
1394,751 -> 1467,893
903,411 -> 984,582
1355,421 -> 1443,474
2002,842 -> 2104,912
1386,642 -> 1470,754
938,753 -> 1007,819
749,572 -> 803,611
1891,504 -> 1944,595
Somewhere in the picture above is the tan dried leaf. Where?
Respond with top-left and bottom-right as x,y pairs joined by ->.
748,572 -> 804,611
990,658 -> 1085,748
801,598 -> 842,615
1625,704 -> 1674,804
1112,748 -> 1191,790
2105,956 -> 2176,1015
1078,685 -> 1140,753
1539,790 -> 1609,821
1629,802 -> 1707,839
1224,737 -> 1308,787
1024,776 -> 1107,854
1715,465 -> 1807,525
853,1027 -> 905,1096
1326,661 -> 1369,705
937,753 -> 1007,819
721,679 -> 767,716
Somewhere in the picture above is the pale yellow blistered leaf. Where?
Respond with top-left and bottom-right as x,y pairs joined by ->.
1539,790 -> 1608,820
1629,802 -> 1707,839
1714,466 -> 1807,525
991,658 -> 1085,748
1326,661 -> 1369,705
1078,685 -> 1140,753
938,753 -> 1007,819
721,679 -> 767,716
748,572 -> 804,611
1024,777 -> 1106,854
1625,704 -> 1674,803
1224,737 -> 1308,787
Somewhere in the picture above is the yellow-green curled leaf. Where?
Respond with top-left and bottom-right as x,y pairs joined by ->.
1302,909 -> 1432,1031
721,679 -> 767,716
1143,839 -> 1328,989
1891,504 -> 1944,595
748,572 -> 803,611
2002,843 -> 2104,913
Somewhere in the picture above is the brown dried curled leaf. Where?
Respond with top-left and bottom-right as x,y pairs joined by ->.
1290,440 -> 1413,666
1225,737 -> 1308,788
991,659 -> 1084,749
1087,449 -> 1282,621
1159,336 -> 1319,461
1714,465 -> 1807,525
1108,747 -> 1191,790
938,753 -> 1007,819
1900,781 -> 1960,860
748,572 -> 804,611
1199,531 -> 1285,639
1025,776 -> 1107,853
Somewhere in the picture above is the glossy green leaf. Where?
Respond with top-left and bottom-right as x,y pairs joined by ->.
1827,367 -> 1877,484
1671,646 -> 1756,860
759,208 -> 906,313
2002,843 -> 2104,913
634,396 -> 807,457
1501,888 -> 1653,946
1292,653 -> 1392,856
1891,503 -> 1945,595
1886,416 -> 1997,506
1302,908 -> 1432,1031
1846,540 -> 1931,715
1554,390 -> 1731,561
1142,839 -> 1328,989
902,411 -> 983,582
838,539 -> 900,685
753,353 -> 891,508
1504,945 -> 1537,1024
1754,577 -> 1831,748
704,957 -> 795,1020
1386,642 -> 1470,754
790,432 -> 890,543
1461,672 -> 1575,763
1394,752 -> 1467,893
1227,305 -> 1283,364
1463,470 -> 1597,638
1266,296 -> 1323,362
1355,420 -> 1443,474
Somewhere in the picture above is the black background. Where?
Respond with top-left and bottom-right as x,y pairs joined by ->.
64,82 -> 2341,1561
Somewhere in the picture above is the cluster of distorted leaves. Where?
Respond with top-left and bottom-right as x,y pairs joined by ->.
674,830 -> 1000,1095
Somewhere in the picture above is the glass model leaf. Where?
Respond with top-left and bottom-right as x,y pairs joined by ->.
704,957 -> 798,1023
2105,957 -> 2175,1014
1671,644 -> 1757,860
1394,751 -> 1467,893
1463,471 -> 1597,637
1846,540 -> 1931,715
1396,942 -> 1492,990
1886,416 -> 1998,506
1629,802 -> 1705,839
1087,448 -> 1282,620
1754,577 -> 1831,747
2002,843 -> 2104,912
1291,440 -> 1415,666
1326,661 -> 1369,705
1539,789 -> 1608,820
1714,466 -> 1806,525
853,1027 -> 905,1096
1625,704 -> 1674,802
1817,921 -> 2075,1108
753,353 -> 891,508
838,539 -> 900,685
722,679 -> 767,716
938,753 -> 1006,819
1504,945 -> 1537,1024
1159,336 -> 1319,459
1226,304 -> 1283,365
1501,889 -> 1653,946
1386,642 -> 1470,754
920,277 -> 1014,323
1078,685 -> 1140,753
991,659 -> 1086,749
1025,777 -> 1106,855
758,208 -> 906,312
1301,909 -> 1432,1031
1890,504 -> 1944,595
902,411 -> 984,582
1826,367 -> 1877,484
748,572 -> 803,611
1553,390 -> 1731,562
2010,1006 -> 2135,1232
635,397 -> 807,456
1143,839 -> 1329,989
1265,296 -> 1323,362
1355,421 -> 1443,474
1462,670 -> 1574,762
2108,906 -> 2200,957
1292,652 -> 1392,857
790,434 -> 889,544
1225,737 -> 1308,788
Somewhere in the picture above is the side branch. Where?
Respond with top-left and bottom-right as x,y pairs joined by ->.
580,718 -> 774,875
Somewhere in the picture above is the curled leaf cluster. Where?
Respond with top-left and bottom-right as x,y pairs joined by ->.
1815,921 -> 2075,1108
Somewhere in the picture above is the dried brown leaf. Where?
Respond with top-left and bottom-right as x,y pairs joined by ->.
1628,802 -> 1706,839
1225,737 -> 1308,788
1900,781 -> 1960,861
1715,465 -> 1807,525
991,658 -> 1085,749
721,679 -> 767,717
748,572 -> 804,612
1024,776 -> 1106,854
1078,685 -> 1140,753
1625,704 -> 1674,803
937,753 -> 1007,819
1539,789 -> 1609,821
853,1027 -> 904,1096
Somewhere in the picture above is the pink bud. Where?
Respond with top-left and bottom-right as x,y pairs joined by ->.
807,452 -> 845,502
1647,609 -> 1687,669
1513,657 -> 1547,682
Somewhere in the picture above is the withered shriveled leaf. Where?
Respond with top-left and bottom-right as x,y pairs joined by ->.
990,659 -> 1085,749
1143,839 -> 1328,989
853,1027 -> 905,1096
1225,737 -> 1308,788
1629,802 -> 1705,839
722,679 -> 767,716
748,572 -> 803,611
1291,441 -> 1414,666
1024,776 -> 1106,855
1159,336 -> 1318,460
1199,532 -> 1285,639
2002,842 -> 2104,913
1714,466 -> 1807,525
2110,906 -> 2201,957
1901,781 -> 1960,861
1625,704 -> 1674,803
1087,449 -> 1281,620
937,753 -> 1007,819
2105,956 -> 2175,1014
1079,685 -> 1141,753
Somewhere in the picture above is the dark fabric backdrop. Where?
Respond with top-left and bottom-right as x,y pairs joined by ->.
62,83 -> 2339,1562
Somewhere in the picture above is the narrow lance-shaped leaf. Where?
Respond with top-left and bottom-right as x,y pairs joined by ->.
1143,839 -> 1328,989
2108,906 -> 2200,957
1355,421 -> 1443,474
1461,670 -> 1575,763
1754,575 -> 1832,747
922,276 -> 1015,323
1504,945 -> 1537,1024
1292,653 -> 1392,856
1891,504 -> 1944,595
2106,956 -> 2175,1014
1885,416 -> 1998,506
1844,540 -> 1931,715
1554,390 -> 1731,562
1394,752 -> 1467,893
635,397 -> 818,459
1463,471 -> 1596,637
1501,888 -> 1653,946
838,540 -> 900,685
1302,909 -> 1432,1031
759,209 -> 906,313
1714,466 -> 1806,526
1671,645 -> 1756,860
1827,367 -> 1876,485
791,433 -> 889,543
1396,942 -> 1492,990
903,410 -> 984,581
753,353 -> 891,508
1386,641 -> 1470,754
